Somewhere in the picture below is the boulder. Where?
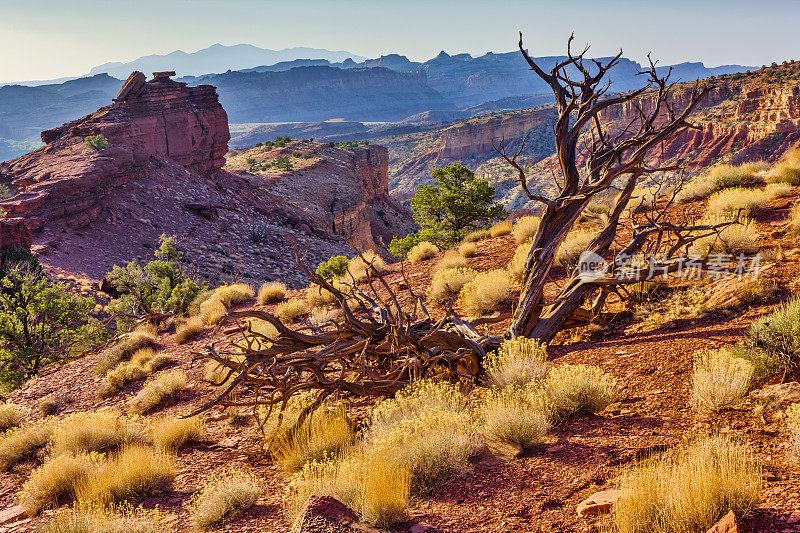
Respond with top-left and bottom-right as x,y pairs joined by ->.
706,510 -> 738,533
576,489 -> 624,517
750,382 -> 800,404
291,496 -> 374,533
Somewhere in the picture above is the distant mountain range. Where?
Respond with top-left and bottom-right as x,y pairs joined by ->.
0,45 -> 754,161
87,44 -> 366,80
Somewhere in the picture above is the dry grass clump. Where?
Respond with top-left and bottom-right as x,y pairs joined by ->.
786,403 -> 800,461
276,298 -> 308,322
677,162 -> 768,203
305,284 -> 336,308
309,306 -> 344,327
489,221 -> 512,237
706,184 -> 791,218
0,403 -> 26,431
20,452 -> 99,512
767,149 -> 800,185
787,203 -> 800,235
508,240 -> 532,282
481,386 -> 552,448
199,298 -> 226,325
458,269 -> 512,316
407,241 -> 440,263
434,252 -> 467,273
0,420 -> 54,471
367,379 -> 482,494
285,380 -> 478,526
269,404 -> 353,472
427,267 -> 477,305
462,229 -> 491,242
347,250 -> 386,282
557,230 -> 596,269
98,348 -> 173,399
175,316 -> 204,344
691,349 -> 753,412
512,216 -> 540,243
285,448 -> 410,528
190,470 -> 262,529
127,370 -> 187,415
484,337 -> 548,389
458,242 -> 477,257
77,444 -> 176,506
50,411 -> 144,456
149,416 -> 204,451
610,436 -> 761,533
210,283 -> 254,306
200,284 -> 254,325
94,326 -> 157,376
750,295 -> 800,369
39,396 -> 61,416
257,281 -> 286,305
692,214 -> 758,256
42,508 -> 164,533
545,364 -> 621,416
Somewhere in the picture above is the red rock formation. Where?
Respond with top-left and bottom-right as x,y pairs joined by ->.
263,144 -> 416,252
598,79 -> 800,169
0,72 -> 229,231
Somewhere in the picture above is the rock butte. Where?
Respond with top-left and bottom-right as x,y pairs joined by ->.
0,71 -> 413,283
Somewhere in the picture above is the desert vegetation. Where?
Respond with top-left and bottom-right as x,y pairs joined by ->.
3,28 -> 800,533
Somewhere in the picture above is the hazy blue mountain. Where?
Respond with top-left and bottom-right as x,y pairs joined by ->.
88,44 -> 366,78
180,66 -> 454,123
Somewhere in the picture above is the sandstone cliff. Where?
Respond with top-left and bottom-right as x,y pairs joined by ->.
225,141 -> 416,253
0,72 -> 412,287
384,106 -> 556,200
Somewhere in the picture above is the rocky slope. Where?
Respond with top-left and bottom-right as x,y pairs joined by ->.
225,141 -> 416,252
383,63 -> 800,209
0,72 -> 412,287
381,106 -> 556,201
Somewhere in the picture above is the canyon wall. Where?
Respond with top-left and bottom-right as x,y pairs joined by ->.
386,106 -> 556,200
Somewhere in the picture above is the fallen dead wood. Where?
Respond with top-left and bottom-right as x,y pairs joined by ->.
189,240 -> 502,423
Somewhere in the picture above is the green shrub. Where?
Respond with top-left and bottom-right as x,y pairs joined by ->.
0,264 -> 103,388
106,235 -> 204,332
84,134 -> 109,152
316,256 -> 350,279
389,228 -> 450,259
410,163 -> 504,243
749,296 -> 800,372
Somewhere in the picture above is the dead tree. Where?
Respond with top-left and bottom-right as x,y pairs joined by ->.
190,245 -> 502,422
495,33 -> 737,341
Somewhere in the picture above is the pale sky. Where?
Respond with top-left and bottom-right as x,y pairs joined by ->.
1,0 -> 798,82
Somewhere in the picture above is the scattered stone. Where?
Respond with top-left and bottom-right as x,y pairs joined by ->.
706,510 -> 738,533
576,490 -> 623,517
291,496 -> 378,533
750,382 -> 800,404
0,506 -> 27,526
